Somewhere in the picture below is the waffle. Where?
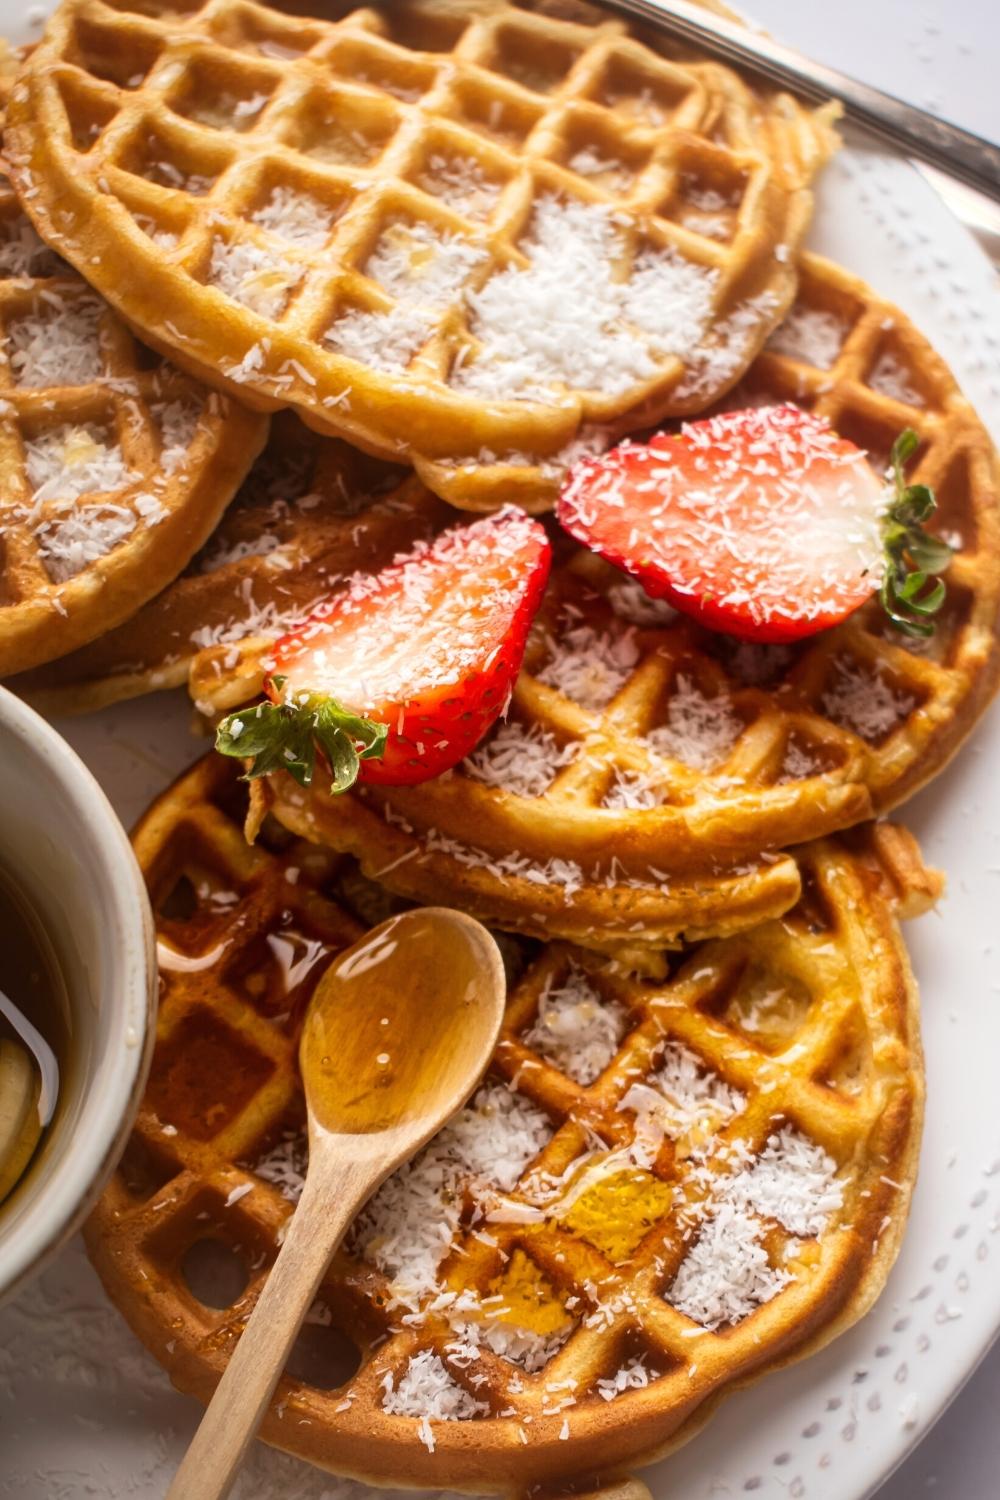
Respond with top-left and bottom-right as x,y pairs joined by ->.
6,0 -> 837,513
0,156 -> 267,675
189,251 -> 1000,931
85,753 -> 930,1491
11,413 -> 451,713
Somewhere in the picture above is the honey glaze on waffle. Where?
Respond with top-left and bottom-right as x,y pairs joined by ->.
12,413 -> 451,713
0,162 -> 267,674
6,0 -> 837,497
86,755 -> 928,1489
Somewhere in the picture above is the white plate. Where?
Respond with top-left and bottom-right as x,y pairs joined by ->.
2,10 -> 1000,1499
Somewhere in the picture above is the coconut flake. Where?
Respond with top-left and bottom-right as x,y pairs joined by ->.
767,305 -> 848,369
536,620 -> 640,710
455,197 -> 717,403
462,720 -> 577,798
644,674 -> 742,770
821,658 -> 916,742
209,238 -> 302,319
351,1082 -> 552,1305
667,1202 -> 790,1328
25,424 -> 133,503
381,1351 -> 487,1437
7,295 -> 103,387
720,1125 -> 843,1238
250,186 -> 335,248
523,962 -> 627,1085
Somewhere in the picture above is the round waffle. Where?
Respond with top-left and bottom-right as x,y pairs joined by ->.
6,0 -> 836,510
11,412 -> 451,713
189,251 -> 1000,912
0,160 -> 267,675
86,753 -> 930,1491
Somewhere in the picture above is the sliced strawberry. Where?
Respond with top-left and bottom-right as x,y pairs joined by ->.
216,505 -> 551,790
558,405 -> 891,644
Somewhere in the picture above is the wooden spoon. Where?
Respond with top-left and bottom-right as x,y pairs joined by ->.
166,907 -> 506,1500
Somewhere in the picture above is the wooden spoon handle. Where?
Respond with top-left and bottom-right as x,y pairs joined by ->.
165,1153 -> 372,1500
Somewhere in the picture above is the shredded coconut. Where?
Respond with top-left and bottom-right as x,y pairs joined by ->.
454,195 -> 717,402
595,1355 -> 654,1401
645,674 -> 741,769
327,303 -> 435,374
780,739 -> 819,781
667,1202 -> 791,1328
671,292 -> 779,402
568,146 -> 632,190
252,1131 -> 308,1202
6,295 -> 103,387
0,213 -> 62,277
153,398 -> 201,473
35,503 -> 137,582
767,305 -> 848,368
362,220 -> 485,307
419,155 -> 502,221
619,1043 -> 744,1152
868,349 -> 923,406
250,186 -> 335,248
607,576 -> 677,626
209,238 -> 302,319
351,1082 -> 552,1305
523,962 -> 627,1085
381,1351 -> 487,1442
603,767 -> 667,810
447,1317 -> 570,1374
821,658 -> 916,742
25,424 -> 133,503
462,720 -> 577,798
720,1126 -> 843,1238
537,620 -> 640,709
652,1043 -> 743,1130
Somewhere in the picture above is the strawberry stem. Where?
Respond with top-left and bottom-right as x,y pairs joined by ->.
880,428 -> 953,639
215,694 -> 387,794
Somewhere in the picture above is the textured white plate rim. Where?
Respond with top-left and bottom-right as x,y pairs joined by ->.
1,6 -> 999,1497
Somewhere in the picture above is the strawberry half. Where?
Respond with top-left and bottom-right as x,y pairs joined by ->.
559,405 -> 905,644
216,505 -> 551,790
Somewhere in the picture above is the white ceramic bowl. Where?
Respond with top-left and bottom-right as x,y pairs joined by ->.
0,686 -> 156,1303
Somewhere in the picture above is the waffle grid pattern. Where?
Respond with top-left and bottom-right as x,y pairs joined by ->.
8,0 -> 834,495
12,412 -> 450,711
274,253 -> 1000,897
0,167 -> 266,673
86,756 -> 923,1490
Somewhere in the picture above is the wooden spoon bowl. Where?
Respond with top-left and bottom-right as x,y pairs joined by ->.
166,907 -> 506,1500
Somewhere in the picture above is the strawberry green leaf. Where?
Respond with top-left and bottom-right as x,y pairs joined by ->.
880,428 -> 953,639
215,695 -> 386,794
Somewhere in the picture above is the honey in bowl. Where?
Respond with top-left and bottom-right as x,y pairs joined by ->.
0,870 -> 69,1208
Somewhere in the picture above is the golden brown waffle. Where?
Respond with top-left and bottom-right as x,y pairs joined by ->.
189,251 -> 1000,928
11,413 -> 451,712
262,768 -> 805,963
86,753 -> 929,1491
0,159 -> 266,674
7,0 -> 836,511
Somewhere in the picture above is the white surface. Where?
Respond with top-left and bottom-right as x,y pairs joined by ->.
2,2 -> 1000,1498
